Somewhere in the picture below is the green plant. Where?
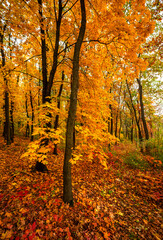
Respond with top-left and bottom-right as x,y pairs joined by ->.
123,152 -> 150,170
145,138 -> 163,161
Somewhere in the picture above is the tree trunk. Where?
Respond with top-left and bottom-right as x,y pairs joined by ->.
126,80 -> 143,152
137,77 -> 149,151
108,104 -> 114,135
25,94 -> 30,138
4,90 -> 11,145
37,0 -> 63,150
131,118 -> 133,143
54,71 -> 64,155
10,100 -> 14,142
63,0 -> 86,205
73,126 -> 76,150
38,0 -> 48,104
30,88 -> 34,141
115,111 -> 118,138
119,111 -> 122,139
9,32 -> 14,142
0,24 -> 11,145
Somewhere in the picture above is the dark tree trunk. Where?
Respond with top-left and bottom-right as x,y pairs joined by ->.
108,103 -> 113,149
131,118 -> 133,143
54,71 -> 64,155
30,88 -> 34,141
119,111 -> 122,139
63,0 -> 86,205
0,24 -> 11,145
38,0 -> 48,104
110,107 -> 113,135
4,90 -> 11,145
125,122 -> 128,139
108,87 -> 114,136
126,80 -> 143,152
115,111 -> 118,138
34,0 -> 63,172
38,0 -> 62,103
73,126 -> 76,150
38,0 -> 63,129
25,94 -> 30,138
108,104 -> 113,135
9,33 -> 14,143
137,77 -> 149,151
10,100 -> 14,142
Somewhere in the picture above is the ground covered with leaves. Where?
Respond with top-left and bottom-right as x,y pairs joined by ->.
0,137 -> 162,239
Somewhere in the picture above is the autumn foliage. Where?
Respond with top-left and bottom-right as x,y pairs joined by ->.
0,0 -> 163,239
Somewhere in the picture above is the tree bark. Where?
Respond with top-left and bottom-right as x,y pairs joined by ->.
63,0 -> 86,205
25,94 -> 30,138
119,110 -> 122,139
131,118 -> 134,143
10,100 -> 14,142
137,77 -> 149,150
38,0 -> 48,104
38,0 -> 62,103
126,80 -> 143,151
115,111 -> 118,138
30,88 -> 34,141
0,24 -> 11,145
4,90 -> 11,145
54,71 -> 64,155
37,0 -> 63,152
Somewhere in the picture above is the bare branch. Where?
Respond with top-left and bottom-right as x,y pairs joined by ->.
63,0 -> 79,16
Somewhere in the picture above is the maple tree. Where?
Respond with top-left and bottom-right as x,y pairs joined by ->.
0,0 -> 163,238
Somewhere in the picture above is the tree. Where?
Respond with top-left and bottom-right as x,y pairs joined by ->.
0,22 -> 11,145
63,0 -> 86,205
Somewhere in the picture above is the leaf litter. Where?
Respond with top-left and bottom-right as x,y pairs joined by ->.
0,136 -> 162,239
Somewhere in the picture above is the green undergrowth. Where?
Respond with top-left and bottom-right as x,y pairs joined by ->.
111,141 -> 162,171
122,152 -> 150,170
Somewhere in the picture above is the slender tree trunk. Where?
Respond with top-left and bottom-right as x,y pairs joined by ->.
137,77 -> 149,151
38,0 -> 63,135
9,32 -> 14,142
25,94 -> 30,137
4,90 -> 11,144
73,126 -> 76,150
125,121 -> 128,139
63,0 -> 86,205
0,24 -> 11,145
126,80 -> 143,151
119,111 -> 122,139
131,118 -> 133,143
109,105 -> 113,135
108,87 -> 114,136
30,87 -> 34,141
108,103 -> 113,150
115,111 -> 118,138
38,0 -> 48,104
10,100 -> 14,142
54,71 -> 64,155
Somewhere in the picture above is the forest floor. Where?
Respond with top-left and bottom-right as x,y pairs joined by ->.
0,136 -> 162,240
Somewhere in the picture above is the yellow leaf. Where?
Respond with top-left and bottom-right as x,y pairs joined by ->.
5,212 -> 12,218
1,230 -> 13,239
143,219 -> 148,225
117,211 -> 124,216
42,160 -> 48,165
20,208 -> 28,214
